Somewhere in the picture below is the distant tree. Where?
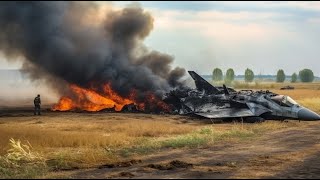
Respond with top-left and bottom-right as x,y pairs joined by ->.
258,72 -> 263,81
212,68 -> 223,81
225,68 -> 235,84
245,68 -> 254,82
291,73 -> 298,83
276,69 -> 286,82
299,69 -> 314,82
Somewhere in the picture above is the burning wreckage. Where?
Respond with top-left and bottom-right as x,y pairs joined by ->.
1,2 -> 319,122
162,71 -> 320,122
52,71 -> 320,123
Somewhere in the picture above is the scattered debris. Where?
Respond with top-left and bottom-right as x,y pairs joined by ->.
280,85 -> 295,90
121,103 -> 140,113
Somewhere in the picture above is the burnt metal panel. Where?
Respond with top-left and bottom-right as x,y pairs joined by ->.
195,108 -> 254,118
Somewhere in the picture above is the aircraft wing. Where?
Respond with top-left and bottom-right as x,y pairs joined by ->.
193,102 -> 272,119
194,108 -> 255,119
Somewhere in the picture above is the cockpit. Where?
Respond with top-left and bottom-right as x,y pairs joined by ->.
270,95 -> 298,107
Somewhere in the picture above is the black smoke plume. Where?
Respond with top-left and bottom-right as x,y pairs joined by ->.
0,1 -> 185,102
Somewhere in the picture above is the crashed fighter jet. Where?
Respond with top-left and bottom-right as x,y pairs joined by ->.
163,71 -> 320,122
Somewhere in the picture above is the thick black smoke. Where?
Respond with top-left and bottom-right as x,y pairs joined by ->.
0,1 -> 185,101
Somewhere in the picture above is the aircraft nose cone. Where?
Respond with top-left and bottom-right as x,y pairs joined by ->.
298,108 -> 320,120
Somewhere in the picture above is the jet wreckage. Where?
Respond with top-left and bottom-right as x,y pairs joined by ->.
163,71 -> 320,122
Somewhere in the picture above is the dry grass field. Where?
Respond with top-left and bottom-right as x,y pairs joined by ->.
0,83 -> 320,178
231,81 -> 320,90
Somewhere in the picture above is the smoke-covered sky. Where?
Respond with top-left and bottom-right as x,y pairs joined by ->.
0,1 -> 187,104
1,1 -> 320,77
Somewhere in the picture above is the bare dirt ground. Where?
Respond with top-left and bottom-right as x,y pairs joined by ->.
57,123 -> 320,179
1,109 -> 320,179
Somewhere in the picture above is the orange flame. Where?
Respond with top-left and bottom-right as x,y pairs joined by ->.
52,83 -> 170,112
52,96 -> 74,111
52,84 -> 134,111
144,93 -> 171,112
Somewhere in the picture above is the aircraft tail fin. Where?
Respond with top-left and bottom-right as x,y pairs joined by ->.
223,84 -> 230,95
188,71 -> 221,94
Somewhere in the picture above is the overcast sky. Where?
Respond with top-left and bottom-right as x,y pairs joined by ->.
1,1 -> 320,76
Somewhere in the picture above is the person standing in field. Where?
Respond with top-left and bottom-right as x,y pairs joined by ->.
34,94 -> 41,115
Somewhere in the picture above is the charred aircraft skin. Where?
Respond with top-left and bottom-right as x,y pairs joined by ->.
163,71 -> 320,122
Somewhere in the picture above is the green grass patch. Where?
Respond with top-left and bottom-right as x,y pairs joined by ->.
46,152 -> 82,171
0,138 -> 48,179
120,137 -> 161,157
120,125 -> 255,157
217,128 -> 254,140
119,122 -> 296,158
0,158 -> 48,179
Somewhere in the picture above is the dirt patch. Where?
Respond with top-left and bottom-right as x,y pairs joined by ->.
146,160 -> 193,170
33,120 -> 44,124
107,171 -> 135,178
0,113 -> 31,117
272,151 -> 320,179
98,159 -> 142,169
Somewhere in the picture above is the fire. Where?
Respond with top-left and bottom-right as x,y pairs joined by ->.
144,93 -> 171,112
52,96 -> 74,111
52,84 -> 134,112
52,83 -> 170,112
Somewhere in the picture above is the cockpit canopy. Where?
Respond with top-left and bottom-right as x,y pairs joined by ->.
271,95 -> 298,107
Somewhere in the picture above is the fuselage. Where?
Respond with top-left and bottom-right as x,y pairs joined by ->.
164,71 -> 320,121
167,88 -> 320,121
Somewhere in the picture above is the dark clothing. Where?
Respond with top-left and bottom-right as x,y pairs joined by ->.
34,104 -> 41,115
34,96 -> 41,106
34,96 -> 41,115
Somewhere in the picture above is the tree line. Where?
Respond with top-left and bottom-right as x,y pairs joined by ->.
212,68 -> 315,83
